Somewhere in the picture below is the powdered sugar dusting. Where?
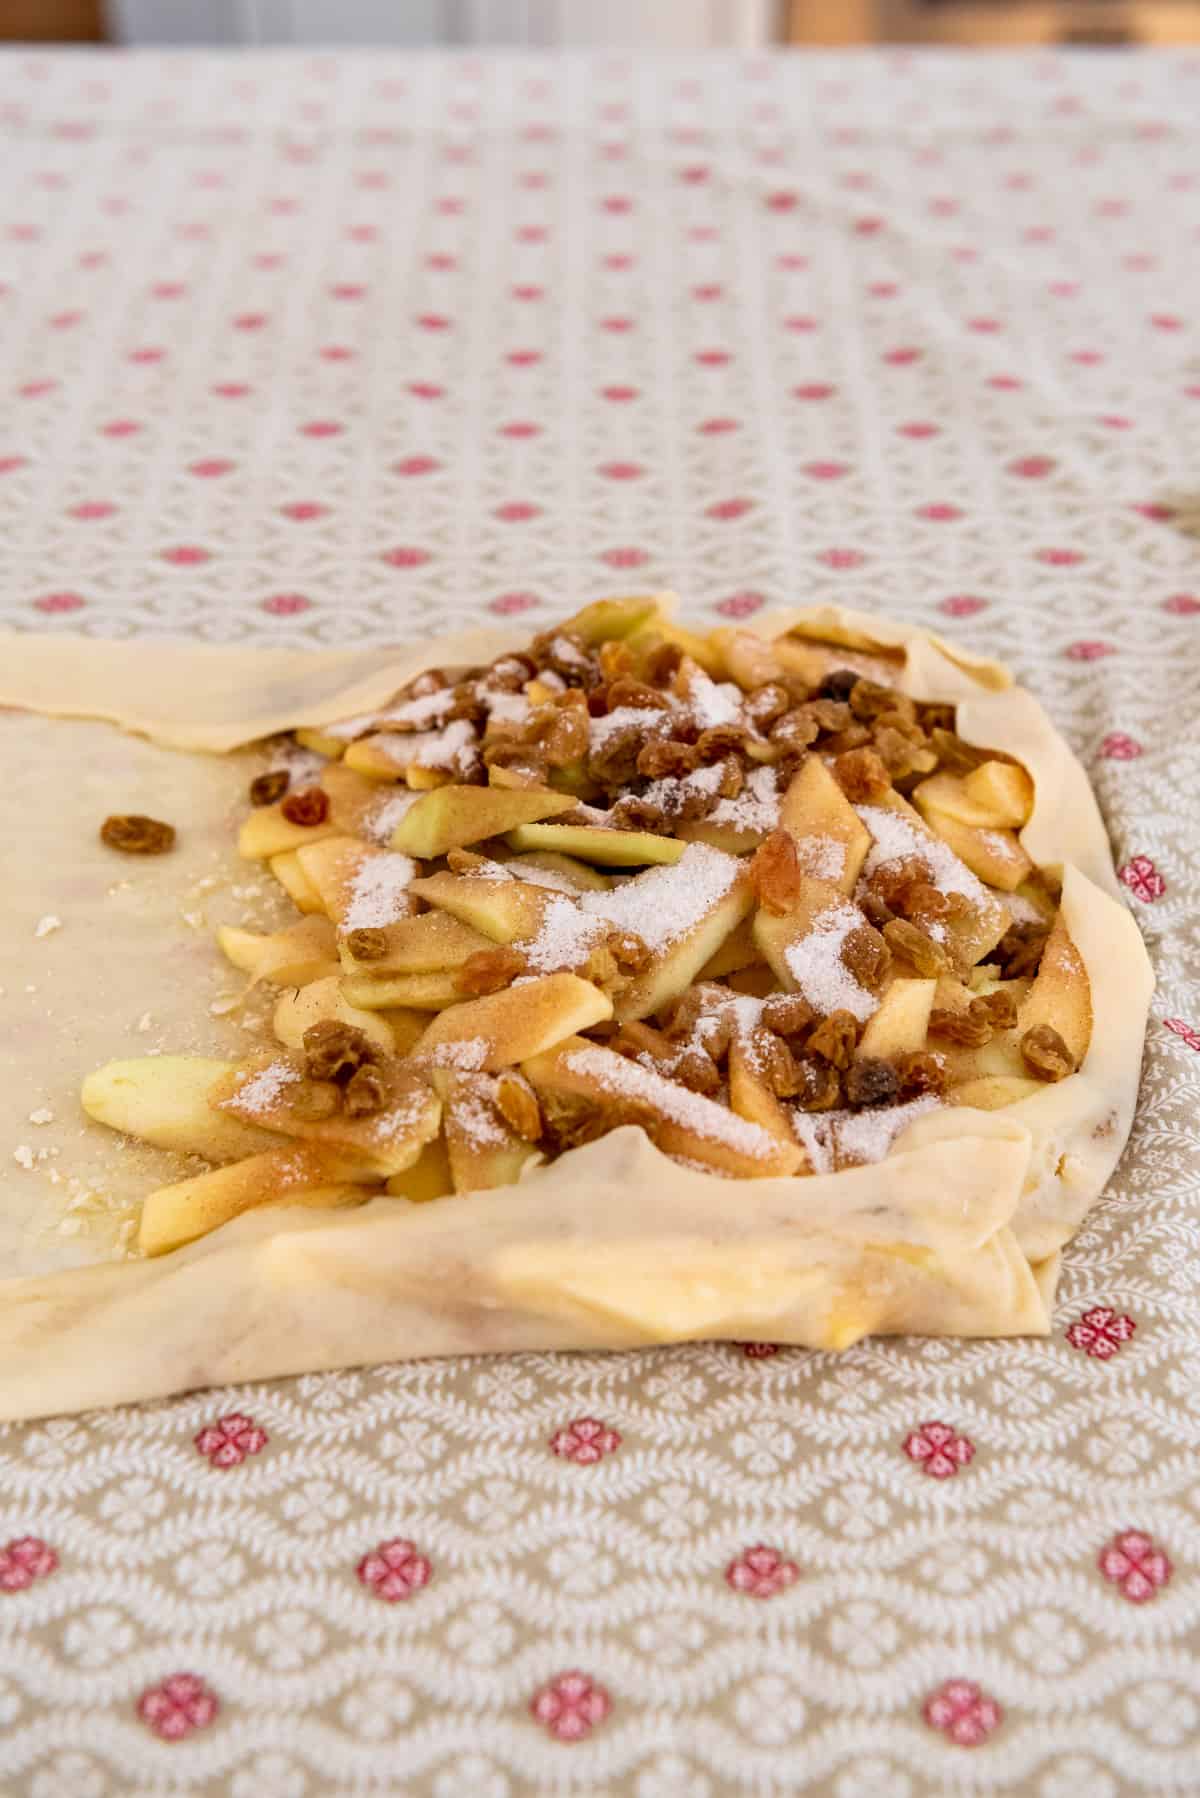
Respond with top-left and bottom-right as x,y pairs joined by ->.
453,1086 -> 509,1149
589,704 -> 672,747
343,853 -> 417,930
579,843 -> 741,953
795,835 -> 847,883
790,1095 -> 940,1171
1005,890 -> 1046,924
506,860 -> 591,895
235,1060 -> 300,1116
782,900 -> 879,1023
685,667 -> 744,731
707,763 -> 780,835
857,804 -> 990,905
425,1037 -> 489,1071
365,789 -> 420,844
522,894 -> 605,972
564,1045 -> 778,1159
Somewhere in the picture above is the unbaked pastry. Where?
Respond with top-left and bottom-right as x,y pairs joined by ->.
0,599 -> 1153,1419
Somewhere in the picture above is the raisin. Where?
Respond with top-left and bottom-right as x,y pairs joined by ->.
896,1050 -> 947,1098
1021,1024 -> 1075,1082
760,992 -> 815,1037
637,739 -> 699,780
875,725 -> 936,781
345,926 -> 390,963
588,726 -> 645,787
100,814 -> 176,855
606,677 -> 672,712
673,1048 -> 722,1096
644,642 -> 684,685
807,1009 -> 859,1069
714,756 -> 744,800
844,1058 -> 901,1108
900,881 -> 950,924
841,922 -> 892,991
820,668 -> 860,702
409,668 -> 450,697
745,682 -> 791,729
757,1030 -> 805,1098
661,987 -> 705,1041
455,946 -> 527,995
750,829 -> 804,914
290,1079 -> 342,1121
281,788 -> 331,828
871,855 -> 933,910
929,726 -> 986,773
769,708 -> 820,752
994,923 -> 1050,979
606,929 -> 651,973
794,1057 -> 841,1111
610,795 -> 669,831
882,917 -> 951,977
860,892 -> 895,930
833,747 -> 893,803
848,678 -> 898,722
823,724 -> 874,755
344,1063 -> 387,1117
303,1020 -> 376,1082
920,703 -> 957,735
599,639 -> 634,683
979,987 -> 1019,1031
495,1073 -> 543,1141
929,1002 -> 993,1048
249,769 -> 290,807
695,724 -> 746,763
807,698 -> 853,735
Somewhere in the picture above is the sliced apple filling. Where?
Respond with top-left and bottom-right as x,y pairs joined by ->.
81,596 -> 1092,1254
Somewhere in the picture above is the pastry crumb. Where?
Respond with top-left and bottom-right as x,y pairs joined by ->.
35,914 -> 63,938
13,1146 -> 35,1170
136,1011 -> 154,1032
28,1107 -> 55,1125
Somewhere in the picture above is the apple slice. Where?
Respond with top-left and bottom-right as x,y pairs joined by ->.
912,786 -> 1034,893
523,1035 -> 802,1178
727,1035 -> 806,1160
139,1144 -> 374,1257
434,1071 -> 543,1193
607,865 -> 755,1023
856,978 -> 935,1059
963,760 -> 1035,828
338,909 -> 494,978
779,756 -> 871,895
705,627 -> 783,689
269,851 -> 325,915
752,875 -> 881,1023
293,726 -> 346,758
1016,910 -> 1092,1065
82,1056 -> 278,1163
856,791 -> 1010,965
628,619 -> 725,678
211,1057 -> 442,1176
388,784 -> 576,858
237,765 -> 398,859
414,972 -> 613,1071
560,594 -> 665,643
505,822 -> 686,867
294,836 -> 419,930
386,1133 -> 453,1203
217,916 -> 341,987
507,850 -> 613,892
408,866 -> 554,945
950,1074 -> 1045,1110
697,914 -> 762,978
341,970 -> 465,1011
272,976 -> 398,1056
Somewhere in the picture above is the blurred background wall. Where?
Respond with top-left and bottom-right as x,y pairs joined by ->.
3,0 -> 1199,47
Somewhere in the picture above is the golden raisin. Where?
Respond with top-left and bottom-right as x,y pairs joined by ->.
344,1063 -> 388,1117
756,1030 -> 806,1098
599,639 -> 634,682
455,946 -> 527,995
823,724 -> 874,755
345,926 -> 390,962
750,829 -> 804,914
820,668 -> 860,702
760,992 -> 815,1037
290,1079 -> 342,1121
745,682 -> 791,729
841,922 -> 892,991
661,987 -> 705,1041
807,1009 -> 859,1069
769,708 -> 821,752
882,917 -> 951,977
900,881 -> 950,924
871,855 -> 933,910
673,1047 -> 722,1096
844,1058 -> 901,1108
875,725 -> 935,781
929,726 -> 986,773
100,813 -> 176,855
929,1002 -> 993,1048
606,929 -> 651,974
695,724 -> 746,763
495,1072 -> 543,1141
994,923 -> 1050,979
1021,1024 -> 1076,1082
606,677 -> 672,712
644,641 -> 684,685
249,769 -> 290,807
281,788 -> 331,828
303,1020 -> 376,1082
920,703 -> 957,735
833,747 -> 892,803
979,987 -> 1019,1032
794,1057 -> 841,1111
848,678 -> 898,722
896,1050 -> 947,1097
637,739 -> 699,780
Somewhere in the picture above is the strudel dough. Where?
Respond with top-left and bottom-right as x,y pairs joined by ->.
0,605 -> 1153,1419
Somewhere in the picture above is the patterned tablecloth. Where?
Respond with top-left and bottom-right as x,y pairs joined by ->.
0,44 -> 1198,1798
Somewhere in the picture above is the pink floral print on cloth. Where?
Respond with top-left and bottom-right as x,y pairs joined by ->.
725,1544 -> 800,1598
194,1413 -> 268,1467
356,1539 -> 433,1603
1065,1309 -> 1137,1358
136,1674 -> 219,1741
549,1418 -> 622,1464
1099,1532 -> 1174,1604
0,1537 -> 57,1592
902,1422 -> 976,1478
923,1680 -> 1003,1746
530,1671 -> 612,1742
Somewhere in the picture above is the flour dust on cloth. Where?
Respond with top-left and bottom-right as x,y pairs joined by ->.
0,607 -> 1152,1420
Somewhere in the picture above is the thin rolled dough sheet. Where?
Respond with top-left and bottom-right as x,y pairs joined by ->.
0,607 -> 1154,1419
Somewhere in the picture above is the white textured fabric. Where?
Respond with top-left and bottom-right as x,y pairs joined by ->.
0,46 -> 1197,1798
